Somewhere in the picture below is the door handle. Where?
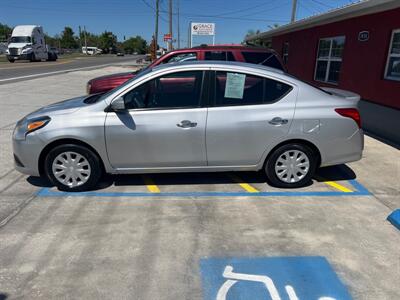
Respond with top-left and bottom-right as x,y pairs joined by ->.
268,117 -> 288,126
177,120 -> 197,128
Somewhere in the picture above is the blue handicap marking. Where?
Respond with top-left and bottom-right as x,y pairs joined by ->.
200,256 -> 352,300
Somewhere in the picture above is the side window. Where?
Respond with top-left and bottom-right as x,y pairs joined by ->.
123,71 -> 203,110
315,36 -> 345,84
205,51 -> 227,61
227,51 -> 235,61
215,71 -> 264,106
242,51 -> 284,70
385,29 -> 400,81
264,78 -> 292,103
282,42 -> 289,65
214,71 -> 292,107
163,52 -> 197,64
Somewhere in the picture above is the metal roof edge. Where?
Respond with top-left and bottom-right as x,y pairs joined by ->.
246,0 -> 400,41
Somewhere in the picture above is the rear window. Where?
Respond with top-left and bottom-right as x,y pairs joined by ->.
242,51 -> 284,70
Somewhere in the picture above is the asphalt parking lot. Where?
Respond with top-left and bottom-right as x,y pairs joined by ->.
0,64 -> 399,299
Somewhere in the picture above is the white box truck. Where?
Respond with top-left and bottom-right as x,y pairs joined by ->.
6,25 -> 58,63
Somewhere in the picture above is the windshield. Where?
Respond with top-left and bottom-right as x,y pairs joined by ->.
98,66 -> 152,102
10,36 -> 31,43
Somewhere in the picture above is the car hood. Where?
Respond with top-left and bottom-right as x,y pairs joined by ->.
8,43 -> 30,49
88,71 -> 136,83
25,95 -> 90,119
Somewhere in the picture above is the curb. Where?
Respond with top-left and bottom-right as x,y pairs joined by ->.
387,209 -> 400,230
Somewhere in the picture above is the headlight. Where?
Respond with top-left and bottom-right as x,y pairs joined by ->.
86,83 -> 92,94
5,49 -> 9,54
21,47 -> 33,54
13,116 -> 51,140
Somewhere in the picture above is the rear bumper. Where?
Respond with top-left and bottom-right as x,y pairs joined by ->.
320,129 -> 364,167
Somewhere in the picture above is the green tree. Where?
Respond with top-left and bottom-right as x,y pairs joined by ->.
0,23 -> 12,42
60,26 -> 78,49
123,36 -> 148,54
98,31 -> 117,53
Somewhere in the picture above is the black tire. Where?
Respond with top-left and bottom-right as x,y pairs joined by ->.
8,59 -> 15,63
44,144 -> 102,192
30,53 -> 36,62
265,143 -> 317,188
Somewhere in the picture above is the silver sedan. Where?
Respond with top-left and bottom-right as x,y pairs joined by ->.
13,61 -> 363,191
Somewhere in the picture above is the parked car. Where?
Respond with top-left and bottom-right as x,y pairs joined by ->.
13,61 -> 363,191
86,45 -> 286,94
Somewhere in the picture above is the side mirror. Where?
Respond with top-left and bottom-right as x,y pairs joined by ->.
109,97 -> 126,112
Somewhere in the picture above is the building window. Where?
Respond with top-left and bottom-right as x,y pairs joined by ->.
315,36 -> 345,84
282,42 -> 289,65
385,29 -> 400,81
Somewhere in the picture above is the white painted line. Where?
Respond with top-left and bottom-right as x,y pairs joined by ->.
0,62 -> 136,83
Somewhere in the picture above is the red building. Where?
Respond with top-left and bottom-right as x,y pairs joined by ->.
247,0 -> 400,144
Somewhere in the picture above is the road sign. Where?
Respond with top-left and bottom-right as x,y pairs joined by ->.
191,23 -> 215,36
164,33 -> 172,41
200,256 -> 352,300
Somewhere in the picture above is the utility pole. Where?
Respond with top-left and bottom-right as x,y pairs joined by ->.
177,0 -> 180,49
168,0 -> 173,51
83,25 -> 87,54
291,0 -> 297,23
78,26 -> 82,50
155,0 -> 159,54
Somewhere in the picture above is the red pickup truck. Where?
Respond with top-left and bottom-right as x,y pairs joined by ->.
86,45 -> 286,94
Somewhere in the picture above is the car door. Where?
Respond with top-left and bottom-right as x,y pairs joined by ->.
105,70 -> 208,169
206,70 -> 296,166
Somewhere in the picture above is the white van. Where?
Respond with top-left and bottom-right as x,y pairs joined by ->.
6,25 -> 57,63
82,46 -> 102,55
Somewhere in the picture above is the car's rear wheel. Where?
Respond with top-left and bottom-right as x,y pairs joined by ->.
265,143 -> 317,188
45,144 -> 102,191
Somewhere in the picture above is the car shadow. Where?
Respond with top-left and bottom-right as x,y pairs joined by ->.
27,164 -> 356,192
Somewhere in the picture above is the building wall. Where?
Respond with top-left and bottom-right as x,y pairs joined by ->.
271,8 -> 400,109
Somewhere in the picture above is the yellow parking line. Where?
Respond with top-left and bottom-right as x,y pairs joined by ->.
316,176 -> 352,193
228,174 -> 260,193
141,175 -> 160,193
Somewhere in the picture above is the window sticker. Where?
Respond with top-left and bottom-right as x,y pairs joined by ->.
224,73 -> 246,99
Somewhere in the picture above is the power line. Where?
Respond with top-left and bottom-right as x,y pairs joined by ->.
140,0 -> 169,23
309,0 -> 334,9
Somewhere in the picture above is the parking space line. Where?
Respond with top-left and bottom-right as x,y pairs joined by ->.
228,174 -> 260,193
315,176 -> 353,193
36,179 -> 371,198
141,175 -> 160,193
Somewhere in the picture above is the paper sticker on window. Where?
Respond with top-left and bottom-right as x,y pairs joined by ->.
224,73 -> 246,99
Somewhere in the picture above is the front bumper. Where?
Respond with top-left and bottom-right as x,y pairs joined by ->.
12,132 -> 45,177
7,54 -> 31,61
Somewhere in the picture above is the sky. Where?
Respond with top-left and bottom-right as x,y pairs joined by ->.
1,0 -> 359,47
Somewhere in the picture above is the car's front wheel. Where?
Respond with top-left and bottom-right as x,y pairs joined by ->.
265,143 -> 317,188
45,144 -> 102,191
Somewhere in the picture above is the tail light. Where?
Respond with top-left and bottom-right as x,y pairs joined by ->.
335,108 -> 361,128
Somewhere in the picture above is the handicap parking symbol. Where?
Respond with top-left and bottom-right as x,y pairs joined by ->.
200,256 -> 352,300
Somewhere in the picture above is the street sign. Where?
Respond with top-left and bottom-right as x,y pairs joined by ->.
163,33 -> 172,41
201,256 -> 352,300
191,23 -> 215,36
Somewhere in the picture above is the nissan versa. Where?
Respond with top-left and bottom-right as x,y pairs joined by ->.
13,61 -> 363,191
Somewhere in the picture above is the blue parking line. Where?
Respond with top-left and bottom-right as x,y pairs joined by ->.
387,209 -> 400,231
36,179 -> 371,197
